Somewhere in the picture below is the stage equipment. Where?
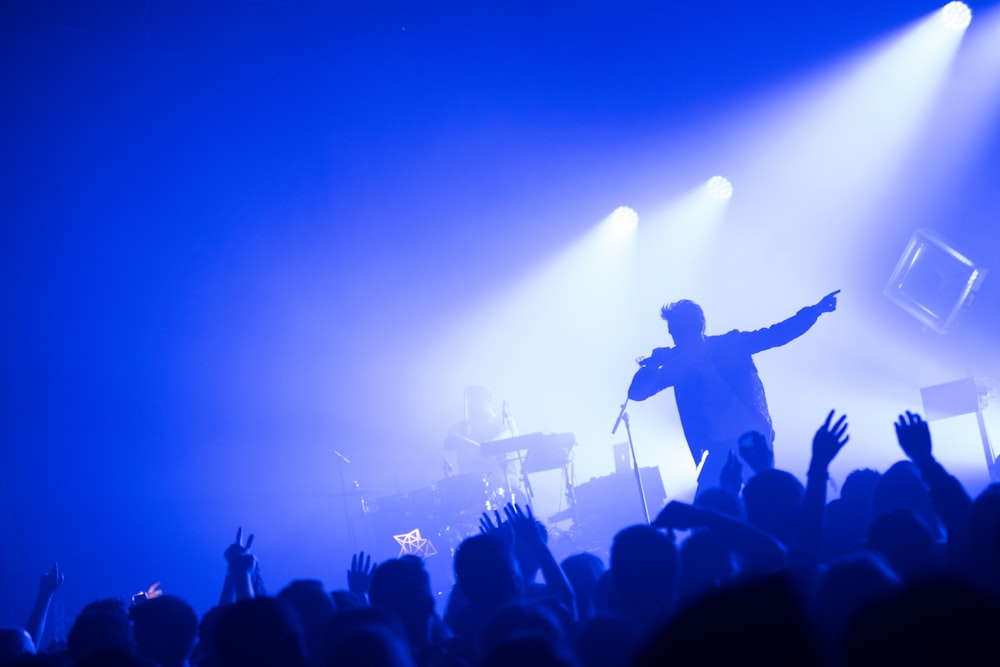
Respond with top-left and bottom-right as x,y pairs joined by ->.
884,229 -> 986,333
479,432 -> 575,459
333,449 -> 361,553
613,442 -> 631,475
477,432 -> 577,522
573,467 -> 667,541
436,473 -> 491,518
706,176 -> 733,201
921,377 -> 998,482
941,2 -> 972,31
610,206 -> 639,231
612,399 -> 650,524
393,528 -> 438,558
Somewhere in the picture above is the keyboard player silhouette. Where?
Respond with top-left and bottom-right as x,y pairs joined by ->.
443,385 -> 519,481
443,386 -> 577,512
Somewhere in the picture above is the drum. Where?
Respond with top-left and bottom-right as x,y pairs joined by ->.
436,473 -> 490,517
406,486 -> 441,522
370,487 -> 442,546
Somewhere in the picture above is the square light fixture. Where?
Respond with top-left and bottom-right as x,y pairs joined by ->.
884,229 -> 987,333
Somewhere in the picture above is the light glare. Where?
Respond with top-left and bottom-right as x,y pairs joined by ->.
706,176 -> 734,201
941,2 -> 972,31
610,206 -> 639,231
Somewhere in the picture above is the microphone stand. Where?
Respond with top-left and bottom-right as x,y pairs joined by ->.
333,450 -> 359,552
612,399 -> 650,525
503,401 -> 533,501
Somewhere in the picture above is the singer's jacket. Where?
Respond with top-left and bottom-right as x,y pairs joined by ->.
628,304 -> 824,464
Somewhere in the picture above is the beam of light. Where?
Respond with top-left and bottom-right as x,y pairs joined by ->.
608,183 -> 737,502
757,300 -> 975,485
706,175 -> 733,201
633,182 -> 731,300
941,2 -> 973,32
672,4 -> 976,306
420,189 -> 733,500
406,5 -> 999,510
903,3 -> 1000,201
420,214 -> 641,490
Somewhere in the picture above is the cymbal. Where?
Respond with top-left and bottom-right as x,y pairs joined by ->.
326,489 -> 381,497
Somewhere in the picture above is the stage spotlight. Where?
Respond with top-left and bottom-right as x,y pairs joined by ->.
940,2 -> 972,31
706,176 -> 733,201
610,206 -> 639,231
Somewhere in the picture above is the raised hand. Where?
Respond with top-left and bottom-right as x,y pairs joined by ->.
38,562 -> 64,598
812,410 -> 849,471
27,562 -> 65,649
145,581 -> 163,599
895,410 -> 933,462
480,509 -> 515,547
503,503 -> 542,547
479,509 -> 503,536
224,527 -> 256,574
224,526 -> 254,559
738,430 -> 774,475
501,503 -> 576,615
347,551 -> 375,596
720,450 -> 744,494
813,290 -> 841,314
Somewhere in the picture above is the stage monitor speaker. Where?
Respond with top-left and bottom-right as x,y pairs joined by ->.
613,443 -> 631,475
573,467 -> 666,542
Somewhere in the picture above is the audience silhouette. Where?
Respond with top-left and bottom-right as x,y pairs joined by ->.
5,410 -> 1000,667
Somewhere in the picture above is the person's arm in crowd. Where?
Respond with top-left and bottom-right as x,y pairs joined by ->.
25,562 -> 64,649
504,503 -> 576,618
480,508 -> 525,569
895,411 -> 974,564
346,551 -> 375,603
798,410 -> 850,563
220,527 -> 257,604
738,430 -> 774,476
719,450 -> 744,497
654,501 -> 787,573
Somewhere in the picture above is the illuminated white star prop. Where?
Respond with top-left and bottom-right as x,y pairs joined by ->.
392,528 -> 438,558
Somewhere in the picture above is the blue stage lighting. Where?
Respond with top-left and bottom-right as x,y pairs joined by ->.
706,176 -> 733,201
941,2 -> 972,31
610,206 -> 639,231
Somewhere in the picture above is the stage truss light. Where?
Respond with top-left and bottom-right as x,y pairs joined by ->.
940,2 -> 972,31
610,206 -> 639,231
706,176 -> 733,201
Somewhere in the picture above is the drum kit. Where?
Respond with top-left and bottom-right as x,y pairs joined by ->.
364,432 -> 577,553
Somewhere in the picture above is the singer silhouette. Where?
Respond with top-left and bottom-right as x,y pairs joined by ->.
628,291 -> 839,496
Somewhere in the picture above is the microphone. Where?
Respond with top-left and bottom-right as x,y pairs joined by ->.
333,450 -> 351,464
612,400 -> 628,435
501,400 -> 518,437
442,458 -> 454,476
638,347 -> 671,367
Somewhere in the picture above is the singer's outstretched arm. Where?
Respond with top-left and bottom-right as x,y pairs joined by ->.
628,360 -> 676,401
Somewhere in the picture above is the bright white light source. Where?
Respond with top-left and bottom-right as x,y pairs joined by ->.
940,2 -> 972,31
706,176 -> 733,201
610,206 -> 638,231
